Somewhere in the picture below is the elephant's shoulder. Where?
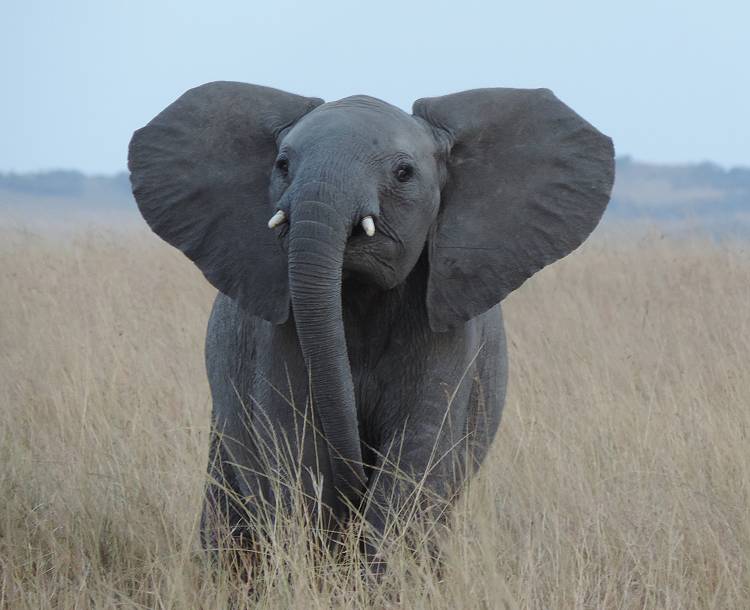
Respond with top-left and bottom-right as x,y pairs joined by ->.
205,293 -> 264,371
470,303 -> 507,365
207,293 -> 241,343
472,302 -> 504,331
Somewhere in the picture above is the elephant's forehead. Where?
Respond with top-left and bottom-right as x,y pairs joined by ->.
285,96 -> 431,154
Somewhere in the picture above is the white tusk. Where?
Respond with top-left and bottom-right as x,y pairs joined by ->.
267,210 -> 287,229
361,216 -> 375,237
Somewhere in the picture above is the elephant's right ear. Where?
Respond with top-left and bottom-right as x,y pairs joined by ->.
414,88 -> 614,332
128,81 -> 323,323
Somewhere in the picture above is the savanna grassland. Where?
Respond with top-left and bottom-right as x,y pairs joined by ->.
1,226 -> 748,609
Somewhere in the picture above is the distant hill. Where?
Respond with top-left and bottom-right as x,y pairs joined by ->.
1,159 -> 748,235
607,157 -> 750,235
0,170 -> 131,202
0,170 -> 135,229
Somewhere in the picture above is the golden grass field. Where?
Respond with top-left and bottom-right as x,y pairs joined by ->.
1,225 -> 748,609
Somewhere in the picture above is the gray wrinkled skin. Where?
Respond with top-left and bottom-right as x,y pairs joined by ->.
203,256 -> 507,546
127,82 -> 615,563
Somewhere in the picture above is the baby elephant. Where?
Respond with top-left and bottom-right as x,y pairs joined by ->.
128,82 -> 614,563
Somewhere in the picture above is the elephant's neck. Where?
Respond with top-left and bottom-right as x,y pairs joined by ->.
341,252 -> 430,358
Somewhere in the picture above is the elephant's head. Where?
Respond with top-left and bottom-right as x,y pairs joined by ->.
129,82 -> 614,513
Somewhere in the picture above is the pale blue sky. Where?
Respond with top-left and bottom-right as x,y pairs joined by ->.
3,0 -> 748,173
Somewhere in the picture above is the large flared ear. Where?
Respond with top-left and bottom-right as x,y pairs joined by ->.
414,88 -> 615,332
128,81 -> 323,323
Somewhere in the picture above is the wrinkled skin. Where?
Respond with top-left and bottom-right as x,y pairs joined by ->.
128,82 -> 615,567
204,254 -> 506,540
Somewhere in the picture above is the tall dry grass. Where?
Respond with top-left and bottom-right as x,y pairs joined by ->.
0,226 -> 748,609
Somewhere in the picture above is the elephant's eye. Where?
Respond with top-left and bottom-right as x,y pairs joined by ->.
395,162 -> 414,183
276,157 -> 290,176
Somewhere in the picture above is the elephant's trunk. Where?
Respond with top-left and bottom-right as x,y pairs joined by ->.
287,187 -> 366,516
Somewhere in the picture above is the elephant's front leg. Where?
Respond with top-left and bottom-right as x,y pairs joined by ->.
361,384 -> 475,573
202,298 -> 341,553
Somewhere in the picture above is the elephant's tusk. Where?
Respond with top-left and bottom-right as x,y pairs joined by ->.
361,216 -> 375,237
267,210 -> 287,229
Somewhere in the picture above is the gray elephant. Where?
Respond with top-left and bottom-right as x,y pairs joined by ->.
128,82 -> 614,563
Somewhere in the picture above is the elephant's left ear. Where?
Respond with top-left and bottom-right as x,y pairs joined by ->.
414,88 -> 615,332
129,82 -> 323,323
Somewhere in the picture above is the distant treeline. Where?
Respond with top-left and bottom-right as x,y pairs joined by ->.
608,157 -> 750,225
0,170 -> 131,203
2,159 -> 749,234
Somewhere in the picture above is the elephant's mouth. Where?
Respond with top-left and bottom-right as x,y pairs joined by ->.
273,216 -> 379,247
343,239 -> 401,290
274,218 -> 400,290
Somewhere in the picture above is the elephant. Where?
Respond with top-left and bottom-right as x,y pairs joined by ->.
128,81 -> 614,566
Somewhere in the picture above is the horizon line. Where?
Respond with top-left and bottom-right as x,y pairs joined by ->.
2,155 -> 750,178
